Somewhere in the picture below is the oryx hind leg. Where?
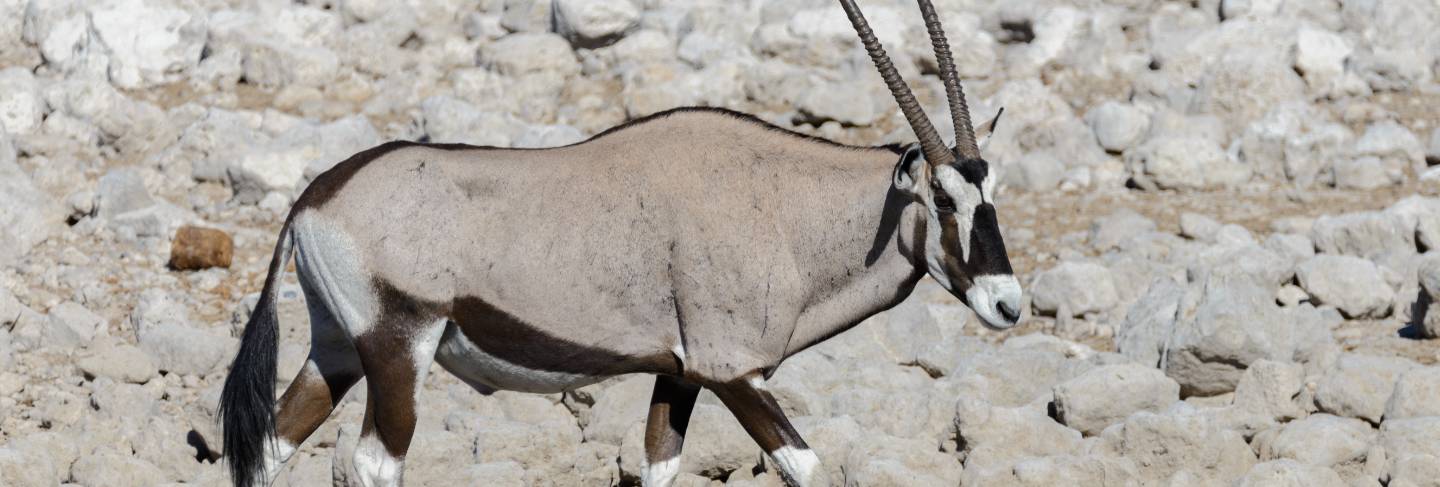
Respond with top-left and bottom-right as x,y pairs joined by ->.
710,375 -> 827,487
642,375 -> 701,487
348,285 -> 447,487
264,283 -> 364,483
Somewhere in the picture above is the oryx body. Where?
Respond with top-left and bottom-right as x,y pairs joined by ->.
220,2 -> 1022,486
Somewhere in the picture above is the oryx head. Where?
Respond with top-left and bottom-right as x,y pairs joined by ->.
840,0 -> 1022,329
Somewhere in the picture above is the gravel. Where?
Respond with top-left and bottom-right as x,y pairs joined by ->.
0,0 -> 1436,485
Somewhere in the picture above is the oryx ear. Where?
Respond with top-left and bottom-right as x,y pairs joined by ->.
893,143 -> 926,194
977,107 -> 1004,153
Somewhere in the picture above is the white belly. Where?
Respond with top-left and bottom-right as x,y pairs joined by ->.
433,323 -> 608,394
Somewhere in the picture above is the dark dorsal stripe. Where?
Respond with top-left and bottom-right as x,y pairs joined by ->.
293,108 -> 907,213
294,140 -> 483,210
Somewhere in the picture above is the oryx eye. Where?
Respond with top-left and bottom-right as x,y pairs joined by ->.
933,193 -> 956,212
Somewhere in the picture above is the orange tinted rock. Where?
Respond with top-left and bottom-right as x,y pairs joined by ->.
169,225 -> 233,270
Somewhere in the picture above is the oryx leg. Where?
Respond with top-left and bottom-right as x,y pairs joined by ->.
350,315 -> 446,487
263,284 -> 364,482
642,375 -> 701,487
711,375 -> 827,487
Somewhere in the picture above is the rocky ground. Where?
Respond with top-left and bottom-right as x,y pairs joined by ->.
1,0 -> 1439,485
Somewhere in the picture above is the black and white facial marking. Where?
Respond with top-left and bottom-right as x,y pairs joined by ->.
894,145 -> 1022,329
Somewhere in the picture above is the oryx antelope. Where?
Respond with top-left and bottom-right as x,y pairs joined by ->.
219,0 -> 1022,485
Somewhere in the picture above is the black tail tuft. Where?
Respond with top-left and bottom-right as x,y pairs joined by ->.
218,224 -> 292,487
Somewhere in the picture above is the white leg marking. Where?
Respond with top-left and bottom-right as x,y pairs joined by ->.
261,439 -> 296,483
352,432 -> 402,487
747,375 -> 769,391
640,457 -> 681,487
769,446 -> 821,486
671,342 -> 686,366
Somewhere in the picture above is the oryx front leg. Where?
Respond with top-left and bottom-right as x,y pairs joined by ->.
350,318 -> 445,487
711,376 -> 827,487
642,375 -> 701,487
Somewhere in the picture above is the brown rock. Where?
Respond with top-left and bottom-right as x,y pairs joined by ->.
169,225 -> 233,270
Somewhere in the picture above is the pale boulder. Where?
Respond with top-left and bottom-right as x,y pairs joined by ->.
1029,261 -> 1119,317
1052,363 -> 1180,436
1295,255 -> 1393,319
1315,354 -> 1418,424
553,0 -> 640,48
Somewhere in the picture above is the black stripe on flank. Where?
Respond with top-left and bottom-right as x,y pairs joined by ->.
370,280 -> 679,380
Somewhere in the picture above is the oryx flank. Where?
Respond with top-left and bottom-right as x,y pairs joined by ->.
219,0 -> 1022,485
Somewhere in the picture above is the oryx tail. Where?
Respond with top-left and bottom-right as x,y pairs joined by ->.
218,218 -> 294,487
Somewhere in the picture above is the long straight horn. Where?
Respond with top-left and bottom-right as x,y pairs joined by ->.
915,0 -> 979,159
838,0 -> 954,167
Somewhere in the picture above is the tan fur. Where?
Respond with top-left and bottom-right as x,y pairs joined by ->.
297,109 -> 926,384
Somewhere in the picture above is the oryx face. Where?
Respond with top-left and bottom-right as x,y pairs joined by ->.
894,145 -> 1022,329
841,0 -> 1021,328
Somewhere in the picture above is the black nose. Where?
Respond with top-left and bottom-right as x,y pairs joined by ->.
997,301 -> 1020,323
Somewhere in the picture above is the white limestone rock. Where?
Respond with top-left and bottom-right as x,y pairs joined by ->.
1234,460 -> 1346,487
1189,47 -> 1307,135
0,67 -> 44,135
1179,213 -> 1222,242
0,140 -> 63,266
70,448 -> 166,487
1309,211 -> 1416,260
1385,366 -> 1440,421
77,344 -> 157,384
1255,414 -> 1375,467
206,8 -> 342,88
94,168 -> 155,220
1238,103 -> 1352,185
1294,26 -> 1354,97
1005,152 -> 1065,192
578,375 -> 652,446
44,301 -> 104,349
1094,407 -> 1258,484
1085,101 -> 1149,153
1232,359 -> 1306,422
131,290 -> 235,376
0,446 -> 61,487
1386,196 -> 1440,253
1348,121 -> 1426,184
1296,255 -> 1393,319
966,454 -> 1139,487
794,79 -> 880,127
482,32 -> 580,77
845,432 -> 962,486
1127,136 -> 1252,190
1315,354 -> 1418,424
1378,417 -> 1440,481
1090,209 -> 1159,252
1052,363 -> 1180,436
1119,274 -> 1334,396
89,0 -> 207,89
1029,261 -> 1119,317
553,0 -> 640,49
